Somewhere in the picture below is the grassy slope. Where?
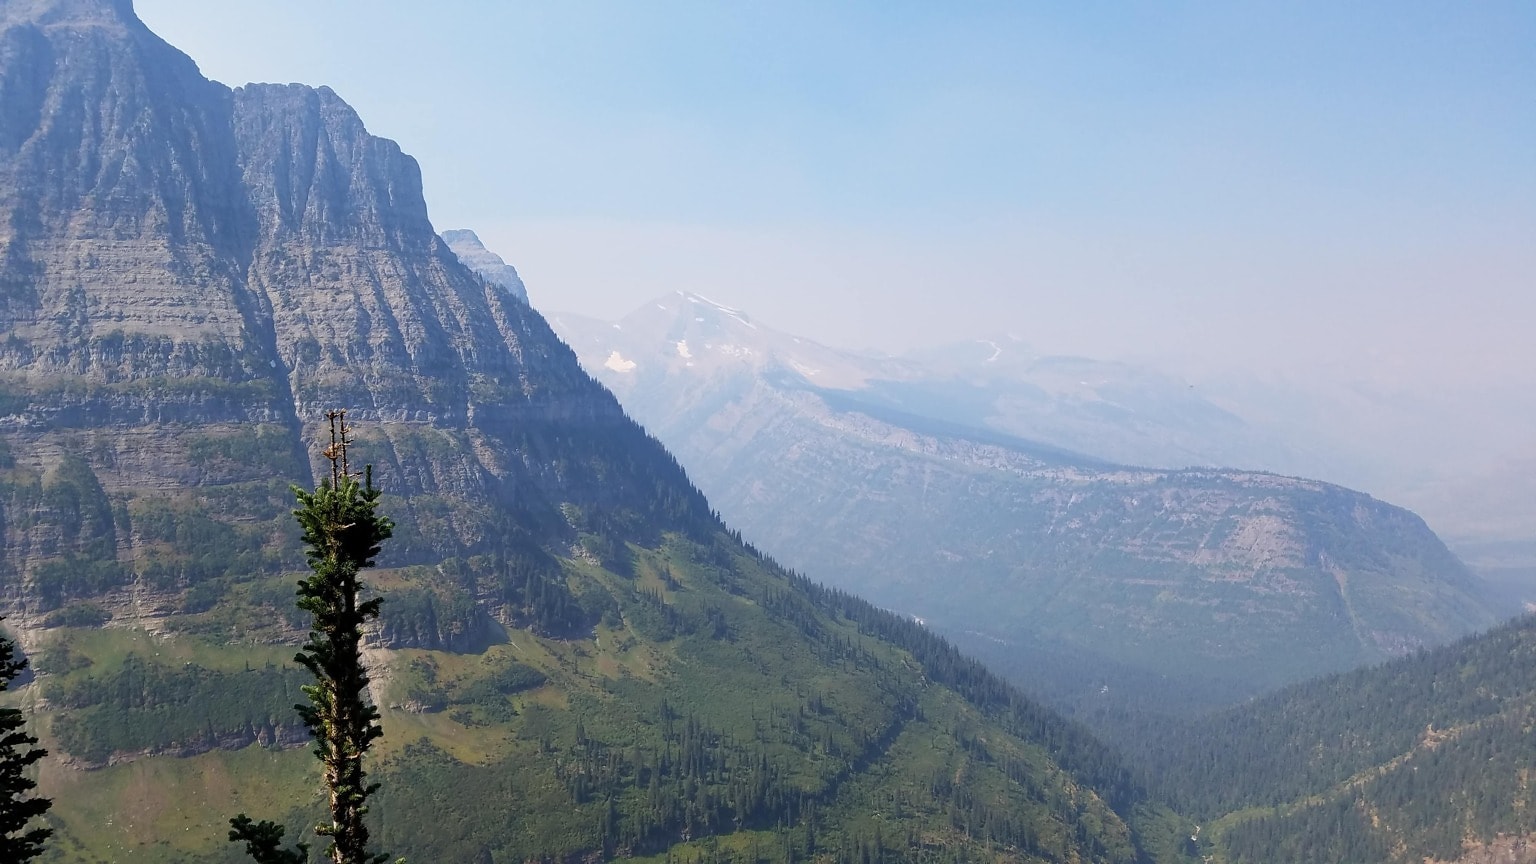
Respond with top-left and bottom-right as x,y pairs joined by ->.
26,532 -> 1190,864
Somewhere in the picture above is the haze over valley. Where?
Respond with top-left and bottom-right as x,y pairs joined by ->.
537,288 -> 1505,718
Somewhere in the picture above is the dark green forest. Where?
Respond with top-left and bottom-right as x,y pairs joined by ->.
1129,613 -> 1536,863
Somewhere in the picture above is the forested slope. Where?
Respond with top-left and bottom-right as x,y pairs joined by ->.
1134,614 -> 1536,863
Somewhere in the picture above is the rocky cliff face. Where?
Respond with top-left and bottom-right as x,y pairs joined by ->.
542,290 -> 1503,714
0,0 -> 689,601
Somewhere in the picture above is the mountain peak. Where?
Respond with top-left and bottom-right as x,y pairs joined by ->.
440,228 -> 483,246
442,229 -> 529,303
548,293 -> 902,391
2,0 -> 139,29
676,291 -> 755,327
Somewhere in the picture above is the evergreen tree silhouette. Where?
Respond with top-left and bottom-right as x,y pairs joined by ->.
0,624 -> 50,861
232,412 -> 397,864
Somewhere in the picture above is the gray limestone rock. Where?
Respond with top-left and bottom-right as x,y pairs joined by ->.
0,0 -> 685,608
441,228 -> 529,303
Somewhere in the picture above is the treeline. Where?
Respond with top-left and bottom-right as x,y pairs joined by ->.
1,448 -> 304,612
380,547 -> 612,643
375,586 -> 488,652
696,537 -> 1152,859
494,414 -> 720,552
48,655 -> 308,763
559,709 -> 807,853
2,454 -> 125,608
612,494 -> 1149,841
130,502 -> 286,589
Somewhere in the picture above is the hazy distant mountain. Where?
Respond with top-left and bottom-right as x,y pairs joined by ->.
441,228 -> 529,302
874,340 -> 1315,474
552,294 -> 1536,554
552,294 -> 1314,475
541,291 -> 1503,714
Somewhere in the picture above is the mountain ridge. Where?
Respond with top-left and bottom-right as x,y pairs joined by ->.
553,289 -> 1300,472
537,287 -> 1502,717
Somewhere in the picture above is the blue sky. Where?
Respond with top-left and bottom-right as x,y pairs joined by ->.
133,1 -> 1533,385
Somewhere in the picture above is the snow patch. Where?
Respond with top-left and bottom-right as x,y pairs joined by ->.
788,360 -> 821,378
604,351 -> 637,373
684,292 -> 756,329
675,340 -> 693,359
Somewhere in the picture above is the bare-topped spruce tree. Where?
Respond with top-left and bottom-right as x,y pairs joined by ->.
231,410 -> 396,864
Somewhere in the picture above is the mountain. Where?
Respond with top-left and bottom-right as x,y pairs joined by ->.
1133,613 -> 1536,864
441,228 -> 529,303
540,292 -> 1502,716
0,2 -> 1186,861
552,296 -> 1309,475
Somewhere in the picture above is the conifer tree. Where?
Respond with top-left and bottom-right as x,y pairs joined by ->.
0,625 -> 49,861
232,411 -> 396,864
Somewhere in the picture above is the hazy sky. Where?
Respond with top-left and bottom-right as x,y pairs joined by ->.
132,1 -> 1534,389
